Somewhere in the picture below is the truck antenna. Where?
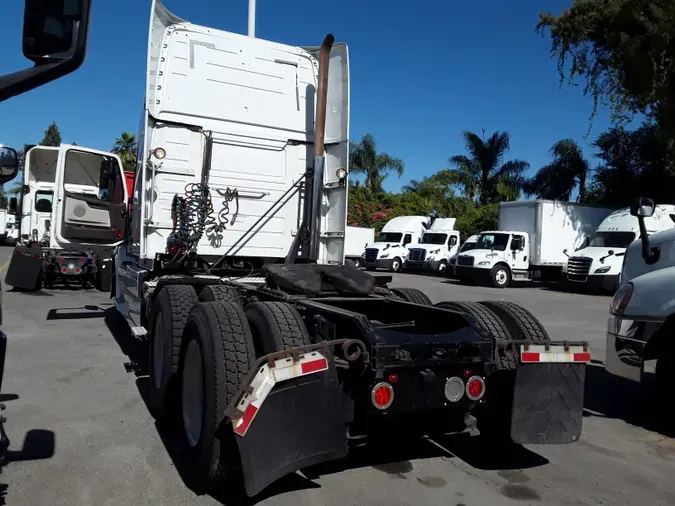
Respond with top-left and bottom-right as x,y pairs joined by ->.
248,0 -> 256,37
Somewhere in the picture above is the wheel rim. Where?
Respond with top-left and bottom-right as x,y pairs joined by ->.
354,259 -> 361,268
392,260 -> 400,271
182,339 -> 204,447
152,313 -> 164,390
438,263 -> 447,272
495,269 -> 508,285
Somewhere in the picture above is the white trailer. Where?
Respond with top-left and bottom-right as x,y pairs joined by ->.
344,225 -> 374,268
455,200 -> 615,288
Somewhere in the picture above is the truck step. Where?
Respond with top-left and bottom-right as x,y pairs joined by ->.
130,326 -> 147,338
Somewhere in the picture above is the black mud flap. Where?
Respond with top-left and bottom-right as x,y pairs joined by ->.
510,363 -> 586,445
5,246 -> 43,290
235,361 -> 347,497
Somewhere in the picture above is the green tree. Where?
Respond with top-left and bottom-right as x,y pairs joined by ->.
112,132 -> 138,173
446,130 -> 528,205
349,134 -> 404,193
40,122 -> 61,146
524,139 -> 590,201
536,0 -> 675,143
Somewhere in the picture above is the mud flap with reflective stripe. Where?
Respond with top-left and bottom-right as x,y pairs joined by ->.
234,359 -> 347,497
510,362 -> 586,445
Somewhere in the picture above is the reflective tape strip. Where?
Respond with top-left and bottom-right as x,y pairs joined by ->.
231,352 -> 329,437
520,344 -> 591,363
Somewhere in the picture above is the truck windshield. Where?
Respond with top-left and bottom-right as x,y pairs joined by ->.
376,232 -> 402,243
589,231 -> 636,248
476,233 -> 510,251
421,233 -> 447,245
460,241 -> 477,253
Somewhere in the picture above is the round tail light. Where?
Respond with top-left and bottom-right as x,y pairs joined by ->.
371,382 -> 394,410
74,267 -> 81,274
444,376 -> 465,402
61,267 -> 68,274
466,376 -> 486,401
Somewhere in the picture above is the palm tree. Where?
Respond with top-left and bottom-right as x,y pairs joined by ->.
446,130 -> 529,205
349,134 -> 404,193
112,132 -> 138,173
524,139 -> 589,201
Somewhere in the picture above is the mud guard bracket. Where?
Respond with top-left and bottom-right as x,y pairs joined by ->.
235,360 -> 347,497
510,363 -> 586,445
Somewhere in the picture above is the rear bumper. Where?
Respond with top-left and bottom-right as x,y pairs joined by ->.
564,273 -> 618,293
605,315 -> 664,382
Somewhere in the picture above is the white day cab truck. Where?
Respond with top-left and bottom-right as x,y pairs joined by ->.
564,205 -> 675,293
607,197 -> 675,427
455,200 -> 616,288
3,215 -> 18,245
344,225 -> 374,268
363,215 -> 430,272
450,234 -> 480,277
404,218 -> 460,274
4,144 -> 123,291
42,1 -> 592,498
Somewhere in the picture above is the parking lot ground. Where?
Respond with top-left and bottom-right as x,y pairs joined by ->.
1,257 -> 674,506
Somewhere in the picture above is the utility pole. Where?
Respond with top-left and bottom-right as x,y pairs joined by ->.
248,0 -> 256,37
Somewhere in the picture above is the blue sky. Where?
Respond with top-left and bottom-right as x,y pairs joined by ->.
1,0 -> 615,193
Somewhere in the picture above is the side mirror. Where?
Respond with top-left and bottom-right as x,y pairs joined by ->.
8,198 -> 18,215
0,0 -> 92,103
630,197 -> 655,218
608,250 -> 615,256
0,146 -> 19,184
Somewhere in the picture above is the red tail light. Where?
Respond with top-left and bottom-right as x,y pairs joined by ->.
371,382 -> 394,410
74,267 -> 81,274
61,267 -> 68,274
58,257 -> 65,263
466,376 -> 486,401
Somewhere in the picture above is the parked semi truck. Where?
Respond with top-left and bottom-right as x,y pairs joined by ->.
4,144 -> 122,291
39,1 -> 592,497
449,234 -> 479,277
455,200 -> 615,288
363,215 -> 430,272
606,198 -> 675,425
1,0 -> 93,467
344,225 -> 374,268
564,205 -> 675,294
404,218 -> 460,274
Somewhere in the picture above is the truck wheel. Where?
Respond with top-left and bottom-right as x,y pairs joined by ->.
245,301 -> 311,355
199,285 -> 241,306
147,285 -> 198,420
478,301 -> 550,343
490,264 -> 511,288
353,258 -> 362,269
437,260 -> 448,275
390,257 -> 402,273
390,287 -> 432,306
178,301 -> 256,493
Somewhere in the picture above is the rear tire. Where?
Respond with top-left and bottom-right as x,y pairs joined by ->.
147,285 -> 198,420
245,301 -> 311,355
178,301 -> 256,493
390,287 -> 433,306
478,301 -> 550,343
198,285 -> 241,306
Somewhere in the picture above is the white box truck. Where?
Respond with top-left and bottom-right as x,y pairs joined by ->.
404,218 -> 460,274
564,205 -> 675,293
344,225 -> 374,268
455,200 -> 615,288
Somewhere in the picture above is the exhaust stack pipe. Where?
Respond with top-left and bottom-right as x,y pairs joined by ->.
308,34 -> 334,261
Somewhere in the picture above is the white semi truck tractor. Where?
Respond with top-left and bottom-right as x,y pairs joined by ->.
362,216 -> 430,272
404,218 -> 460,274
44,1 -> 594,498
564,205 -> 675,293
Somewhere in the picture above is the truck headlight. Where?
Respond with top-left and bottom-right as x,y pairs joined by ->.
477,261 -> 490,266
610,282 -> 633,315
427,255 -> 435,261
595,266 -> 611,274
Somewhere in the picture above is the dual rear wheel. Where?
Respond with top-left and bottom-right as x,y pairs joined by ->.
146,284 -> 311,492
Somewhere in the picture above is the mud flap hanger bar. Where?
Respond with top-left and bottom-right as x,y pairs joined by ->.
224,338 -> 368,421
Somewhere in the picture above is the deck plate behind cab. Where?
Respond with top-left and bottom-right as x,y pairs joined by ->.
510,363 -> 586,445
235,360 -> 347,497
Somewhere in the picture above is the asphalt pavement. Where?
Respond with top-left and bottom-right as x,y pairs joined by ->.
0,247 -> 673,505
